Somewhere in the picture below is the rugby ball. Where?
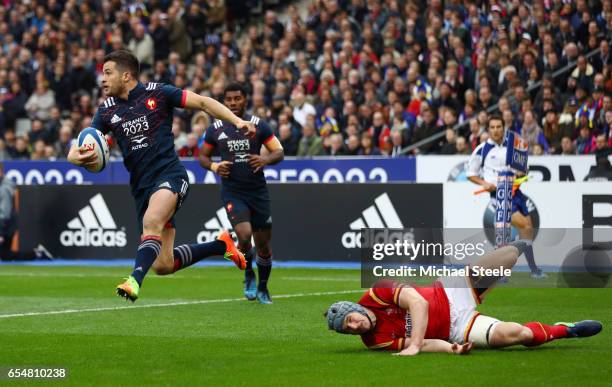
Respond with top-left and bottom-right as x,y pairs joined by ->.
77,127 -> 110,173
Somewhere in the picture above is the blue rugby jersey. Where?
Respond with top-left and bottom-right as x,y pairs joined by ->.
91,82 -> 186,193
203,114 -> 275,191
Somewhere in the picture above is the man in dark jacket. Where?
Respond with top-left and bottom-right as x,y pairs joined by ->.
0,163 -> 52,260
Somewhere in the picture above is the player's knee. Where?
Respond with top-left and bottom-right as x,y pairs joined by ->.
515,215 -> 532,230
517,326 -> 533,343
142,215 -> 165,235
490,322 -> 524,346
256,244 -> 271,257
239,240 -> 252,251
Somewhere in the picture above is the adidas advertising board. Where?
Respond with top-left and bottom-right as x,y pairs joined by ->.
179,184 -> 442,261
60,193 -> 127,247
18,185 -> 137,258
17,184 -> 442,260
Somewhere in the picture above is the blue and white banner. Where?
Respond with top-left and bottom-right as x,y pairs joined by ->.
2,157 -> 416,185
505,130 -> 529,173
416,155 -> 605,183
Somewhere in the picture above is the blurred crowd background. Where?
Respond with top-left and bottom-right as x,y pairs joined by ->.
0,0 -> 610,160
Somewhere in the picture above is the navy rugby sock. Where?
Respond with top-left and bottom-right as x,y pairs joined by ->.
256,252 -> 272,290
519,239 -> 539,272
173,241 -> 226,272
132,235 -> 162,286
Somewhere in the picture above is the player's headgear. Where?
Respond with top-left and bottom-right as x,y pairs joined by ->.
325,301 -> 371,334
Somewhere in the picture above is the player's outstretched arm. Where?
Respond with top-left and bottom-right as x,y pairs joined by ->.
67,143 -> 98,169
468,175 -> 496,192
396,287 -> 429,355
183,91 -> 256,137
394,339 -> 472,356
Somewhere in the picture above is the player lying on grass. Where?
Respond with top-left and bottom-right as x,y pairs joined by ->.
68,50 -> 252,302
325,242 -> 603,355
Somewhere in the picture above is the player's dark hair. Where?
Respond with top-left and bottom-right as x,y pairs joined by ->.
104,50 -> 140,78
224,83 -> 247,97
488,114 -> 505,128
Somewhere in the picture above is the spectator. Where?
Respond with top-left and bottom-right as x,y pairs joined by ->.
25,81 -> 55,121
30,139 -> 46,160
44,107 -> 62,144
327,133 -> 347,156
560,136 -> 575,155
149,11 -> 170,62
297,123 -> 324,157
389,131 -> 405,157
68,57 -> 96,98
292,91 -> 316,128
9,136 -> 30,160
468,118 -> 482,151
178,133 -> 200,158
521,110 -> 549,154
594,134 -> 609,155
172,117 -> 187,151
167,6 -> 192,61
440,129 -> 458,155
55,125 -> 73,158
575,126 -> 596,154
0,0 -> 606,159
128,23 -> 154,71
29,119 -> 49,144
278,124 -> 298,156
532,143 -> 545,156
358,132 -> 381,156
455,136 -> 470,155
346,134 -> 361,156
368,112 -> 391,154
412,107 -> 439,154
542,110 -> 563,154
2,83 -> 27,128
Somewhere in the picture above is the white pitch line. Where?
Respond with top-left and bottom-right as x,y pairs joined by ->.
0,289 -> 363,320
279,276 -> 359,282
0,272 -> 359,282
0,272 -> 176,279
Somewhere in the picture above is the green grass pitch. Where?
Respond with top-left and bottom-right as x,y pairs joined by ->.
0,265 -> 611,386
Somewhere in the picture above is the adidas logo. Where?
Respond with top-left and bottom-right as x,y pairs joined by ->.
158,181 -> 171,189
59,194 -> 127,247
197,207 -> 233,243
341,193 -> 403,249
218,132 -> 228,140
111,114 -> 122,124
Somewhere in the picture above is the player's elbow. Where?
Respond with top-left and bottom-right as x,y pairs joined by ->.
411,298 -> 428,312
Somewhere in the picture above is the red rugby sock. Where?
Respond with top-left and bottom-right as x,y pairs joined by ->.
523,322 -> 569,346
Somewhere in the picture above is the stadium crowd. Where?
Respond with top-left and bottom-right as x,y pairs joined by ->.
0,0 -> 610,160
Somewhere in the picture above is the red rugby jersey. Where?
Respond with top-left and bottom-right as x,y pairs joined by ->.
358,280 -> 451,351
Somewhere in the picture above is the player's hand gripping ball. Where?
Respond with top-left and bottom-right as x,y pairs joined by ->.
77,127 -> 110,173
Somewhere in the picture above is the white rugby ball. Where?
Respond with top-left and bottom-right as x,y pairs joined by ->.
77,127 -> 110,173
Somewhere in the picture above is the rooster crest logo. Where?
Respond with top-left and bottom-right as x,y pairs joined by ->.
146,98 -> 157,110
